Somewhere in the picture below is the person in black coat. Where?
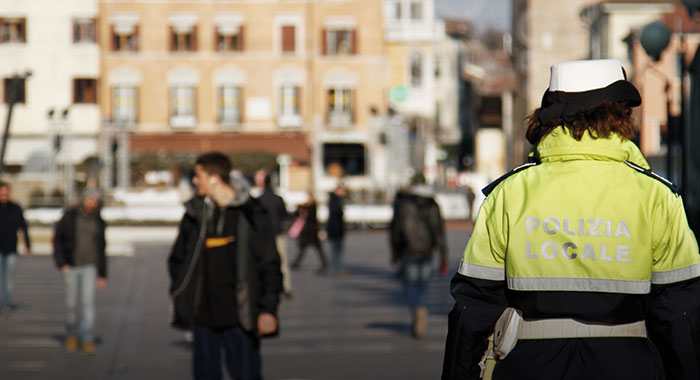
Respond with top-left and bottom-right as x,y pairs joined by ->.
168,153 -> 282,380
0,181 -> 31,312
327,183 -> 347,276
291,192 -> 328,273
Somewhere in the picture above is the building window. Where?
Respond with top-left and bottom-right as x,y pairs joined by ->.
410,52 -> 422,87
218,86 -> 242,126
3,78 -> 26,104
281,25 -> 296,53
0,18 -> 26,43
410,0 -> 423,20
389,0 -> 402,20
278,85 -> 301,127
73,79 -> 97,104
323,143 -> 366,176
216,26 -> 244,52
170,26 -> 197,52
170,86 -> 196,128
322,28 -> 356,55
112,87 -> 137,124
73,18 -> 96,43
327,88 -> 354,127
112,26 -> 138,51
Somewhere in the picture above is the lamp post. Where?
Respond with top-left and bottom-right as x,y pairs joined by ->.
640,5 -> 700,231
0,71 -> 32,173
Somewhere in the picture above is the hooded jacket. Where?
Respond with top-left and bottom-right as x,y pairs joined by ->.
168,177 -> 282,333
443,128 -> 700,380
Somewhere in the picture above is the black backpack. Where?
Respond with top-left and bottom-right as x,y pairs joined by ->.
398,197 -> 435,253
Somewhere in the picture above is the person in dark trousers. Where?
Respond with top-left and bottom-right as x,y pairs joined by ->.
168,152 -> 282,380
327,183 -> 347,277
291,192 -> 328,273
390,174 -> 448,338
53,189 -> 107,355
442,59 -> 700,380
0,181 -> 31,312
254,169 -> 292,297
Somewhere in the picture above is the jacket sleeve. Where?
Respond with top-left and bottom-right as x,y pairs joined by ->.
443,191 -> 509,380
431,199 -> 448,262
647,193 -> 700,379
442,274 -> 508,380
95,219 -> 107,278
19,207 -> 31,251
249,203 -> 282,316
389,196 -> 403,261
52,215 -> 67,269
646,277 -> 700,380
168,216 -> 193,293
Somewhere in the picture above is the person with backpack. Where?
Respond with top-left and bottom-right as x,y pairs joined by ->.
390,174 -> 448,338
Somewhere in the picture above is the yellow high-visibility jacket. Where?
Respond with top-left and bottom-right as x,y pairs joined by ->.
443,127 -> 700,380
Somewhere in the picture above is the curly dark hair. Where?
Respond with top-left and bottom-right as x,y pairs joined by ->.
525,102 -> 637,145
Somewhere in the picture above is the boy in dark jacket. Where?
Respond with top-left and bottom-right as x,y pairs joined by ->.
168,152 -> 282,380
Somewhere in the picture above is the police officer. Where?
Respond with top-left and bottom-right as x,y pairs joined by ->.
442,59 -> 700,380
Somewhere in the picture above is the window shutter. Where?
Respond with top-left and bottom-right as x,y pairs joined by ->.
191,25 -> 197,51
73,79 -> 79,103
282,25 -> 295,53
238,25 -> 245,51
350,29 -> 357,54
351,89 -> 357,123
214,30 -> 219,52
297,86 -> 302,117
321,28 -> 327,55
169,26 -> 175,51
239,87 -> 245,123
133,25 -> 139,51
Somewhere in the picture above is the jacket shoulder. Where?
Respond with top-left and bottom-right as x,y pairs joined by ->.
624,161 -> 679,195
482,162 -> 538,197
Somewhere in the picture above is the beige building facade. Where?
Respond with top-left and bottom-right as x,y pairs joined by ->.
99,0 -> 386,191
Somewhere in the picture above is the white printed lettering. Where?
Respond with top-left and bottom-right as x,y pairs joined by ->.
606,220 -> 612,237
526,217 -> 540,234
563,219 -> 576,235
561,242 -> 577,259
578,219 -> 585,236
581,243 -> 597,260
616,245 -> 631,262
525,241 -> 538,259
600,244 -> 613,261
540,241 -> 558,259
543,217 -> 560,235
614,221 -> 631,238
587,219 -> 603,236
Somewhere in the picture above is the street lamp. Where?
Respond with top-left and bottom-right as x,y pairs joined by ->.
640,6 -> 700,232
0,71 -> 32,173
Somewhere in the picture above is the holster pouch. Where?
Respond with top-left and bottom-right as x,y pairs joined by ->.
493,307 -> 523,359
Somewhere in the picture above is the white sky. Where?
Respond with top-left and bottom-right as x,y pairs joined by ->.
435,0 -> 511,31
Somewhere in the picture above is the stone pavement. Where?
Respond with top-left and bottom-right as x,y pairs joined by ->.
0,224 -> 472,380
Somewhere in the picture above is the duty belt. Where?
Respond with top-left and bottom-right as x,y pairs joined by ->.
518,319 -> 647,339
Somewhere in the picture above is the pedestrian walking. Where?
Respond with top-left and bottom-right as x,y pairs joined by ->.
290,192 -> 328,273
168,152 -> 282,380
390,174 -> 448,338
52,188 -> 107,355
442,59 -> 700,380
327,182 -> 347,277
254,169 -> 293,297
0,181 -> 31,312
